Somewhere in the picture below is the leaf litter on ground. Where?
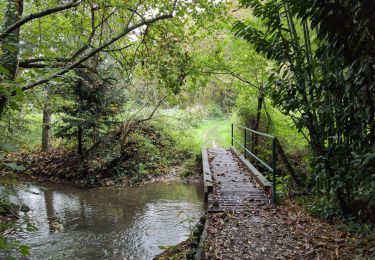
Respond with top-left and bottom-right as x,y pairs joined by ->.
204,200 -> 374,259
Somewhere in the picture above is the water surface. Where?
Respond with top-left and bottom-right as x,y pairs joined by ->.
9,181 -> 204,259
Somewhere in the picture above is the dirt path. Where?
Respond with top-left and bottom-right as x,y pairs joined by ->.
204,202 -> 357,259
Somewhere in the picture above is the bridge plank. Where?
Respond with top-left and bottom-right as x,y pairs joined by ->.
202,148 -> 213,196
206,148 -> 272,212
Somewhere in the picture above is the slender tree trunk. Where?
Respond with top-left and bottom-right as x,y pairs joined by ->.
0,0 -> 24,116
78,126 -> 83,155
41,85 -> 52,151
41,106 -> 52,151
77,79 -> 83,156
251,93 -> 263,153
276,140 -> 302,186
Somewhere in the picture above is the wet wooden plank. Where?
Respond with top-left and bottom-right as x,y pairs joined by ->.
205,148 -> 272,212
202,148 -> 213,196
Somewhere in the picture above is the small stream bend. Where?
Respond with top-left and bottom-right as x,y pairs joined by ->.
10,181 -> 204,259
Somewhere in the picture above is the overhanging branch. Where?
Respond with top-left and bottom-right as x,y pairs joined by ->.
0,0 -> 83,40
21,10 -> 175,91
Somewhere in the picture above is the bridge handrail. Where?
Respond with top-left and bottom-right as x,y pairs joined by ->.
235,125 -> 275,139
231,124 -> 277,205
232,138 -> 273,172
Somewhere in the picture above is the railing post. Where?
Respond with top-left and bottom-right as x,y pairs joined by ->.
231,124 -> 234,146
272,138 -> 277,206
244,128 -> 247,158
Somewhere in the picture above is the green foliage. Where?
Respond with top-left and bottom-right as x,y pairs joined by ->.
234,0 -> 375,215
180,156 -> 199,177
55,68 -> 125,154
297,195 -> 342,220
207,104 -> 225,119
0,235 -> 30,258
0,112 -> 43,149
0,194 -> 30,259
0,143 -> 17,153
2,162 -> 25,172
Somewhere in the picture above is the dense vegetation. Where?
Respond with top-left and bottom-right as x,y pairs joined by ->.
233,0 -> 375,218
1,0 -> 374,258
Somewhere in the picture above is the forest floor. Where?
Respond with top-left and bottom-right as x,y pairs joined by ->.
204,200 -> 375,259
0,148 -> 203,193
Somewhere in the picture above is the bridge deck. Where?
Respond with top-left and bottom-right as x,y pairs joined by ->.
206,148 -> 272,212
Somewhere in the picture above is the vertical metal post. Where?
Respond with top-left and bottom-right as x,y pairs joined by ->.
244,128 -> 247,158
231,124 -> 234,146
272,138 -> 277,206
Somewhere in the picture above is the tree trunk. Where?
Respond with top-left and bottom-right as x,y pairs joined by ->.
78,126 -> 83,155
251,93 -> 263,153
41,106 -> 52,151
276,140 -> 303,186
41,85 -> 52,151
77,79 -> 83,156
0,0 -> 24,116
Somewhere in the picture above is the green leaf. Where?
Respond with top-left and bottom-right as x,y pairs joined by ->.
0,65 -> 10,75
26,223 -> 38,232
19,245 -> 30,256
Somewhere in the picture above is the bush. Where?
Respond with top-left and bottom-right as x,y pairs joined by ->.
296,194 -> 342,220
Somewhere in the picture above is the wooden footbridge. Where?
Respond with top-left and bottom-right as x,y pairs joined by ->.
202,124 -> 277,212
196,125 -> 340,260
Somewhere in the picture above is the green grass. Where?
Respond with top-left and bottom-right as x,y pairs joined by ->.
155,108 -> 232,151
192,118 -> 232,148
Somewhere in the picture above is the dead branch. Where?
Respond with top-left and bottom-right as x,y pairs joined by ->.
119,95 -> 167,147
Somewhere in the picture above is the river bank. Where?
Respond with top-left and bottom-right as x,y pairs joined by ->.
1,145 -> 202,189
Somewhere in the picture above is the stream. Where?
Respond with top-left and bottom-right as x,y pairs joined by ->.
7,181 -> 204,259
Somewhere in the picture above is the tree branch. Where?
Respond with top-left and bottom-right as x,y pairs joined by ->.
118,95 -> 167,147
19,8 -> 117,68
134,95 -> 167,125
18,62 -> 86,69
200,69 -> 263,92
0,0 -> 83,40
21,11 -> 175,91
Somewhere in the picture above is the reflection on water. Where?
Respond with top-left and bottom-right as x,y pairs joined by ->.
9,181 -> 204,259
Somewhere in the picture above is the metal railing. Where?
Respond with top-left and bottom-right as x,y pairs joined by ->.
231,124 -> 277,205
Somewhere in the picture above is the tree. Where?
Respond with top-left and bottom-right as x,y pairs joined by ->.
0,0 -> 24,114
0,0 -> 178,117
56,66 -> 124,156
234,0 -> 375,214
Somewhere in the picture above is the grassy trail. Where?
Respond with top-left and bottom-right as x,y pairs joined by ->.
193,118 -> 231,148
